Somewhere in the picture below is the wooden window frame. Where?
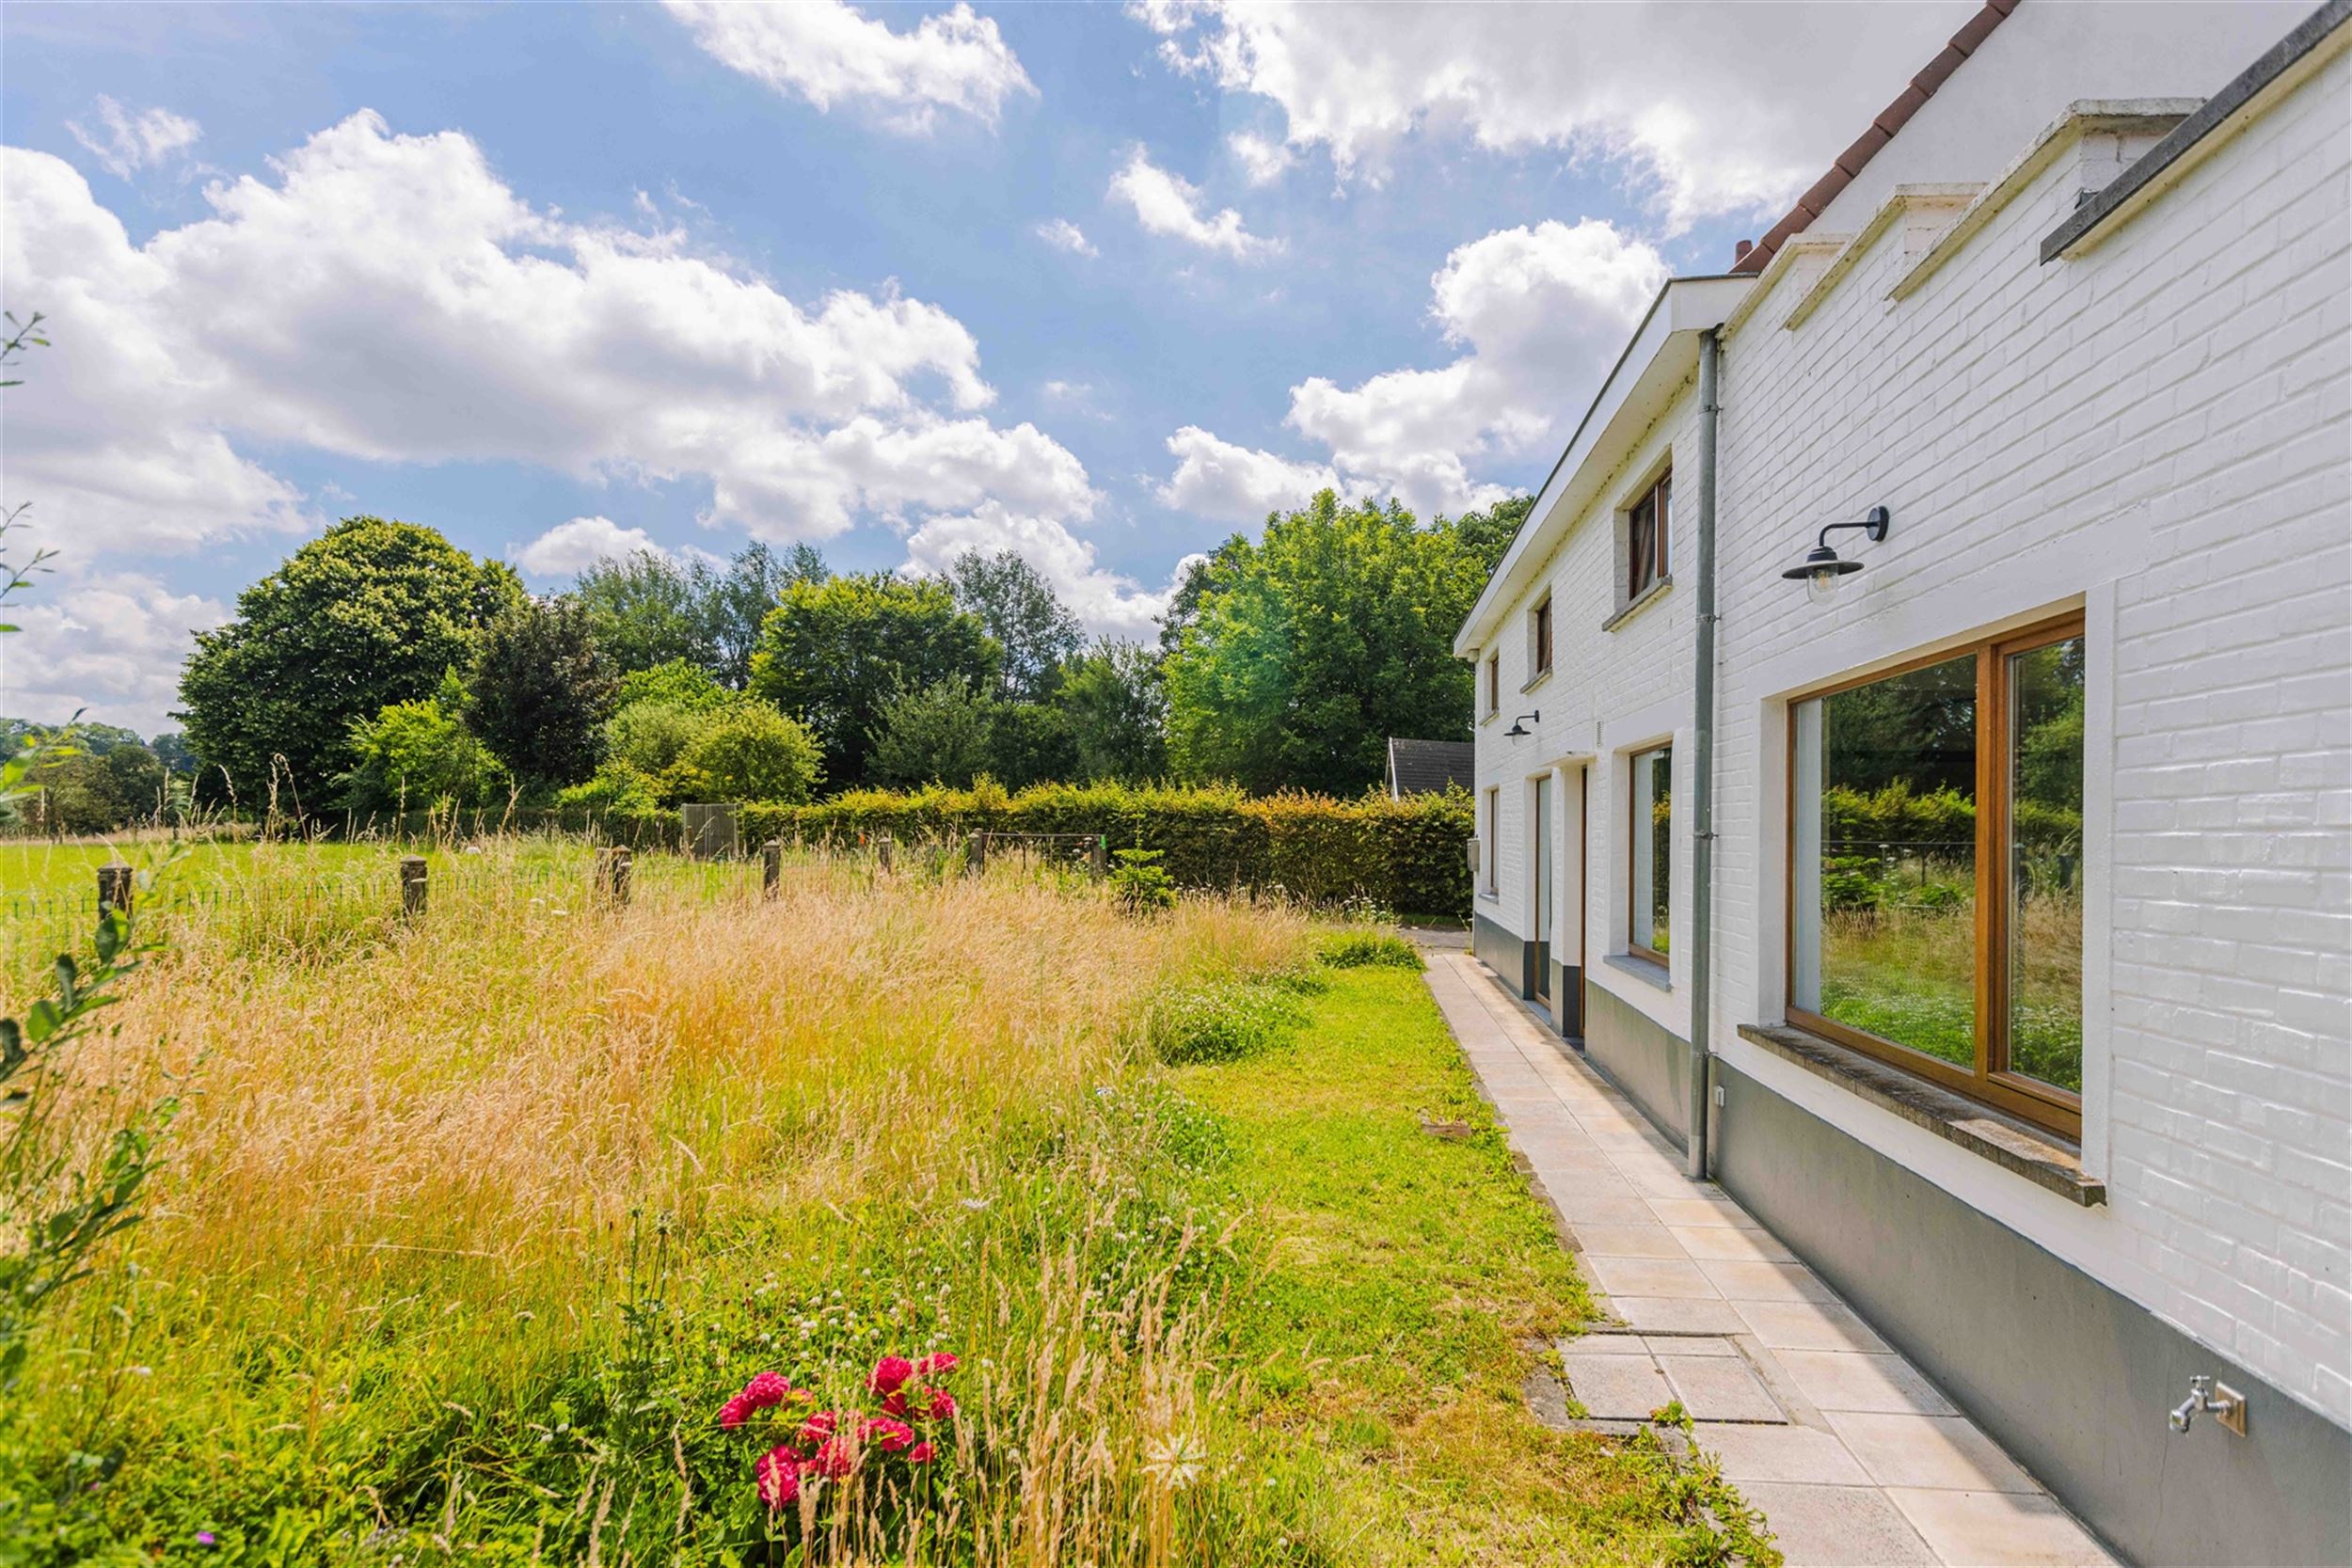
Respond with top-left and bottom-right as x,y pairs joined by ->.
1626,742 -> 1671,968
1533,595 -> 1554,677
1485,652 -> 1501,716
1627,472 -> 1671,604
1783,611 -> 2087,1138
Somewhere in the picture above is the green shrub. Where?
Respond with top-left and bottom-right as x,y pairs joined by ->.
1109,847 -> 1176,915
1145,981 -> 1303,1066
678,705 -> 821,803
1318,930 -> 1422,970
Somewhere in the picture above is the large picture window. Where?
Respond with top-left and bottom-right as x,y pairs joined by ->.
1628,743 -> 1671,964
1788,615 -> 2085,1135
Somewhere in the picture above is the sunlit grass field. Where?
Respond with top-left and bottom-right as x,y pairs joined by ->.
0,840 -> 1769,1565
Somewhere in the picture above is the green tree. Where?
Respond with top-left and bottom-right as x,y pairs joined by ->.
985,701 -> 1079,791
867,675 -> 996,789
708,542 -> 827,689
615,657 -> 732,714
1452,493 -> 1534,578
750,574 -> 998,788
1163,490 -> 1486,795
1057,638 -> 1168,783
466,595 -> 615,791
677,705 -> 822,803
575,549 -> 708,676
29,744 -> 167,832
179,517 -> 522,806
340,670 -> 506,813
945,549 -> 1081,702
605,699 -> 710,779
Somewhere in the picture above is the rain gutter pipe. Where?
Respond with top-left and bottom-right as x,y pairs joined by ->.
1686,328 -> 1721,1180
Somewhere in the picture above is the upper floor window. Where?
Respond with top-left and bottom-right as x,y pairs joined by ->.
1533,595 -> 1554,678
1485,652 -> 1501,716
1788,613 -> 2086,1137
1628,743 -> 1672,964
1627,472 -> 1671,604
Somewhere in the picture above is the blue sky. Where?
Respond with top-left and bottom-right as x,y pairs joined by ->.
1,0 -> 1976,733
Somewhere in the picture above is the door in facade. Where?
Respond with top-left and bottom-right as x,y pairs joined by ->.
1533,773 -> 1553,1003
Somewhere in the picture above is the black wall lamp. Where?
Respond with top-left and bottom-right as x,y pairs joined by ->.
1781,505 -> 1890,602
1504,711 -> 1539,738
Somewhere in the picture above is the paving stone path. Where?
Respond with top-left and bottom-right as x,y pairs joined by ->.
1422,951 -> 2115,1568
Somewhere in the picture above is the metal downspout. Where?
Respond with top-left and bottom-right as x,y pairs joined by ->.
1687,328 -> 1721,1180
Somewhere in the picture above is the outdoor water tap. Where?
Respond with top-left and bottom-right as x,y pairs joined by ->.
2169,1375 -> 2248,1435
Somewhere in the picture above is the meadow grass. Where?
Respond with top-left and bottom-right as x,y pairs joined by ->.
1,841 -> 1766,1565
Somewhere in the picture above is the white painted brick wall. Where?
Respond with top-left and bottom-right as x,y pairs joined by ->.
1474,48 -> 2351,1422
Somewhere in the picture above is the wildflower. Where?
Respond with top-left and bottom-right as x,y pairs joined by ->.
196,1534 -> 216,1546
881,1389 -> 910,1419
907,1440 -> 937,1464
799,1410 -> 840,1448
808,1436 -> 858,1479
755,1446 -> 803,1509
720,1370 -> 794,1428
914,1352 -> 960,1376
917,1386 -> 956,1422
1142,1430 -> 1206,1492
867,1354 -> 914,1395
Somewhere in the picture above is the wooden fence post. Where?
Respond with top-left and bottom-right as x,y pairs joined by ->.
596,847 -> 633,908
97,863 -> 135,916
762,840 -> 782,899
878,835 -> 894,873
400,855 -> 428,918
967,832 -> 988,876
1091,834 -> 1108,879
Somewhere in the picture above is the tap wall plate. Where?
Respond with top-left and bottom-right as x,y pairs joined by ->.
2215,1383 -> 2248,1436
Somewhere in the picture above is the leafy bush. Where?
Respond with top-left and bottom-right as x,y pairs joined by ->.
1145,980 -> 1303,1066
1109,847 -> 1176,915
1318,930 -> 1422,970
678,705 -> 821,804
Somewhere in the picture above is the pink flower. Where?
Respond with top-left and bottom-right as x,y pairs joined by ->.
867,1355 -> 915,1396
880,1389 -> 910,1419
907,1440 -> 937,1464
862,1416 -> 916,1453
755,1446 -> 803,1509
741,1370 -> 794,1409
799,1410 -> 840,1448
808,1436 -> 859,1479
917,1386 -> 957,1422
914,1353 -> 960,1377
718,1396 -> 752,1430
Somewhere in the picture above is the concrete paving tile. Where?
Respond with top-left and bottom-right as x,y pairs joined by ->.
1827,1412 -> 2040,1493
1671,1224 -> 1797,1262
1611,1296 -> 1752,1333
1886,1487 -> 2115,1565
1624,1164 -> 1715,1198
1737,1482 -> 1939,1566
1562,1351 -> 1676,1420
1660,1354 -> 1787,1422
1559,1331 -> 1650,1355
1692,1423 -> 1872,1485
1777,1352 -> 1958,1417
1572,1224 -> 1689,1259
1731,1299 -> 1893,1354
1647,1196 -> 1764,1229
1642,1334 -> 1739,1356
1584,1255 -> 1723,1300
1700,1259 -> 1840,1303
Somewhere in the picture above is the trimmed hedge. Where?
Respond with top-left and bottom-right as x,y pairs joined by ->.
332,782 -> 1475,917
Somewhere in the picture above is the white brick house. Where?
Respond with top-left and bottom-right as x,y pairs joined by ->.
1454,3 -> 2350,1561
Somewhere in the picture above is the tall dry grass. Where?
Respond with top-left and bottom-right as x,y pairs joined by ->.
6,841 -> 1316,1563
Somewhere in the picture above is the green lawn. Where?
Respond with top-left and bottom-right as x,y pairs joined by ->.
1179,965 -> 1775,1564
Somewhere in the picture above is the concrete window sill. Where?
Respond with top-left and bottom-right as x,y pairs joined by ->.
1601,577 -> 1672,633
1735,1022 -> 2106,1208
1602,951 -> 1673,990
1519,668 -> 1554,696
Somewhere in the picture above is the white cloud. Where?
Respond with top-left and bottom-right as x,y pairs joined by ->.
65,96 -> 201,180
1136,1 -> 1974,231
665,0 -> 1035,131
513,515 -> 671,578
3,112 -> 1099,559
1107,147 -> 1279,260
1226,130 -> 1293,186
1160,218 -> 1664,520
0,569 -> 226,736
1035,217 -> 1098,257
1157,425 -> 1338,524
902,503 -> 1177,639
